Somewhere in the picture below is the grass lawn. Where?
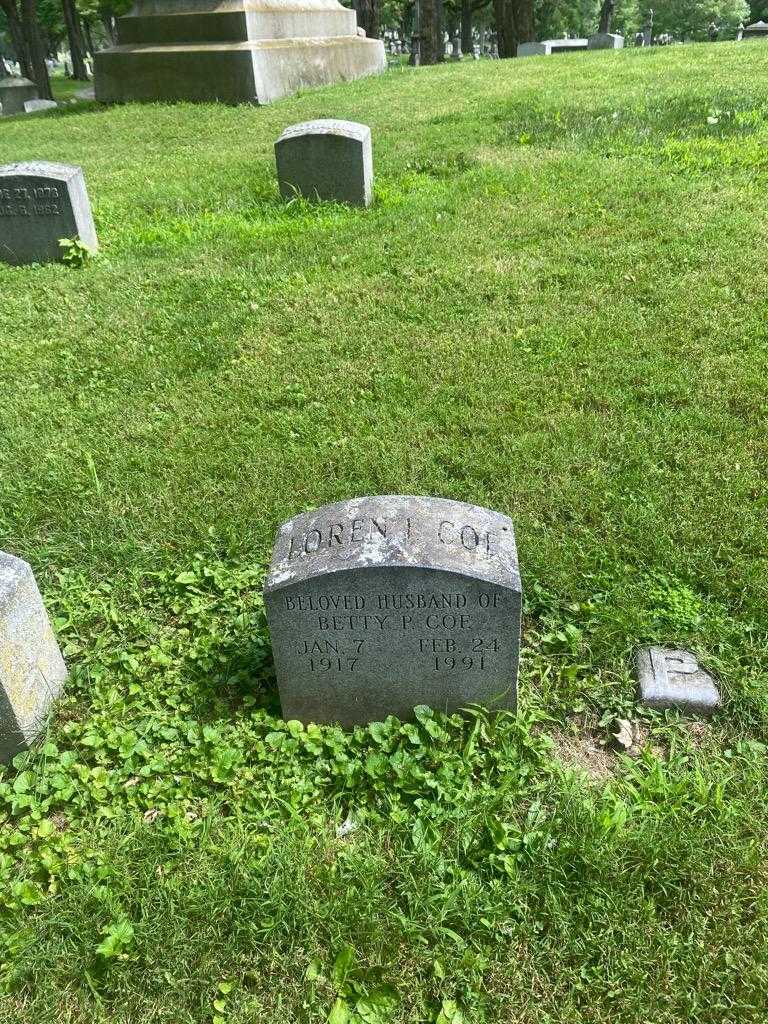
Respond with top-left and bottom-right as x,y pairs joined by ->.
1,42 -> 768,1024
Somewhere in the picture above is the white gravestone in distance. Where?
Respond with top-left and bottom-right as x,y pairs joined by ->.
264,496 -> 522,727
275,120 -> 373,207
0,552 -> 67,762
0,162 -> 98,266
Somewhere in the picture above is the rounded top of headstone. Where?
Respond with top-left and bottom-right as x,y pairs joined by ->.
266,495 -> 520,593
0,77 -> 38,89
276,119 -> 371,145
0,161 -> 83,181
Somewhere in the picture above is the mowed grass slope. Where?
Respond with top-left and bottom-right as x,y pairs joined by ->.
0,43 -> 767,1024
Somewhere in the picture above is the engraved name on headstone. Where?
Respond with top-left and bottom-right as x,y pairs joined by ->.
264,496 -> 522,727
0,162 -> 98,266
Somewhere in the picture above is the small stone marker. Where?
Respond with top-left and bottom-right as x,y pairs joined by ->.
275,120 -> 373,208
23,98 -> 58,113
264,496 -> 522,727
636,647 -> 721,715
0,552 -> 67,762
0,161 -> 98,267
0,77 -> 38,116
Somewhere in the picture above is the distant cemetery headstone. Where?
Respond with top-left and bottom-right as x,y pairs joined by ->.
587,33 -> 624,49
518,38 -> 589,56
275,120 -> 373,208
264,496 -> 522,727
742,19 -> 768,38
0,552 -> 67,762
0,76 -> 38,116
636,647 -> 721,715
0,162 -> 98,266
24,98 -> 58,113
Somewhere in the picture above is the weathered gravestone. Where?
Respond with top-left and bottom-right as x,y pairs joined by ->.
587,32 -> 624,48
264,496 -> 522,727
636,647 -> 721,716
0,162 -> 98,267
275,120 -> 373,208
0,552 -> 67,762
23,98 -> 58,113
0,76 -> 38,116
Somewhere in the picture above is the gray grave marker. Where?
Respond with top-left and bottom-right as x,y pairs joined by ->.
636,647 -> 721,715
0,161 -> 98,266
587,32 -> 624,48
0,552 -> 67,762
264,496 -> 521,727
275,120 -> 373,208
0,76 -> 38,116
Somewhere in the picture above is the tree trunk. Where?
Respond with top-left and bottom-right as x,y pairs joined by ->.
420,0 -> 439,62
493,0 -> 515,56
20,0 -> 52,96
61,0 -> 89,79
461,0 -> 472,54
493,0 -> 534,57
513,0 -> 534,46
83,18 -> 96,57
101,9 -> 117,43
0,0 -> 33,78
598,0 -> 614,33
354,0 -> 380,38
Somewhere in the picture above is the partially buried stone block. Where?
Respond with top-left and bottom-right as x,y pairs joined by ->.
636,647 -> 721,716
264,496 -> 522,727
275,120 -> 373,207
0,552 -> 67,763
0,162 -> 98,266
23,99 -> 58,113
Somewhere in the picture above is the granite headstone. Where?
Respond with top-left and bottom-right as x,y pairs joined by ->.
0,76 -> 38,116
264,496 -> 522,727
275,120 -> 373,208
587,32 -> 624,48
0,162 -> 98,266
0,552 -> 67,762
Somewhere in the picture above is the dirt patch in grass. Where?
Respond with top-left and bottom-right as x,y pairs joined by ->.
550,728 -> 617,782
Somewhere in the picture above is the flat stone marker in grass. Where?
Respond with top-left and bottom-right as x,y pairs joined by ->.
0,76 -> 38,116
264,496 -> 521,727
636,647 -> 721,715
0,162 -> 98,266
0,552 -> 67,762
275,120 -> 373,207
23,98 -> 58,113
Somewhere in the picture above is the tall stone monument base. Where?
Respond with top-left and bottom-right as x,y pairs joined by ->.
95,0 -> 386,106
